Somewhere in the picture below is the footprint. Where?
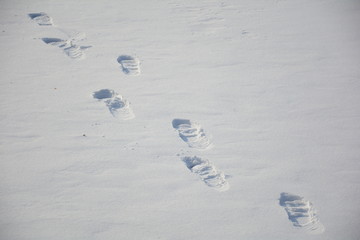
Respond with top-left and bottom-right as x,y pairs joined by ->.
117,55 -> 141,76
93,89 -> 135,120
42,37 -> 91,59
42,38 -> 67,47
28,12 -> 53,26
172,119 -> 212,149
279,192 -> 325,234
182,156 -> 229,191
63,45 -> 91,59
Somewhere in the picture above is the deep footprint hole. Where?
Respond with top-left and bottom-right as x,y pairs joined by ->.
42,38 -> 63,44
93,89 -> 114,99
279,192 -> 303,206
182,156 -> 204,169
28,13 -> 44,19
172,118 -> 191,128
117,55 -> 135,63
108,99 -> 126,109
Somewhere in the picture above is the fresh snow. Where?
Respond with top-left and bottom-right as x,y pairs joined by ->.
1,0 -> 360,239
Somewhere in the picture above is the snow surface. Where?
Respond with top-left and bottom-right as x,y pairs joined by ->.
1,0 -> 360,239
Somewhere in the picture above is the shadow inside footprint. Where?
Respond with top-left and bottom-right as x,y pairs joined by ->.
279,193 -> 303,205
117,55 -> 135,63
41,36 -> 91,59
182,155 -> 205,169
117,55 -> 140,75
42,38 -> 64,44
80,46 -> 92,50
28,13 -> 43,19
172,119 -> 191,128
28,12 -> 53,26
93,89 -> 114,99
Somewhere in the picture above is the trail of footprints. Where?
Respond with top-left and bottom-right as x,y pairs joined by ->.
28,12 -> 325,235
42,37 -> 91,59
172,118 -> 229,191
29,12 -> 91,59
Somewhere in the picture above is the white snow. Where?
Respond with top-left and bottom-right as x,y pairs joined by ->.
1,0 -> 360,239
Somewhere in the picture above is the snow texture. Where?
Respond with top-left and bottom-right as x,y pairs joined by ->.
1,0 -> 360,239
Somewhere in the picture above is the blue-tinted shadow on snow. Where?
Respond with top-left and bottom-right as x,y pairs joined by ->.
172,119 -> 191,129
42,38 -> 64,44
117,55 -> 135,62
41,37 -> 91,59
93,89 -> 115,99
28,12 -> 53,26
28,13 -> 44,19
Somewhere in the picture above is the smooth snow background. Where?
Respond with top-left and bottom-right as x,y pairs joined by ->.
1,0 -> 360,239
